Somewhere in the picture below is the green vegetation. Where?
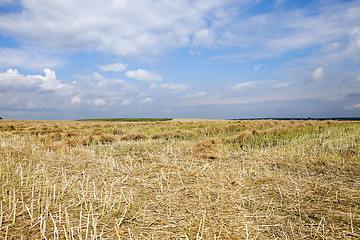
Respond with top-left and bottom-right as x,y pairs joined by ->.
0,119 -> 359,239
76,117 -> 173,122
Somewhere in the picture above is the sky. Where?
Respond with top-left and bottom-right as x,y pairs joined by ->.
0,0 -> 360,120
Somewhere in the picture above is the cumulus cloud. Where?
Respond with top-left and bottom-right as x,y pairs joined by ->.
0,68 -> 142,116
0,69 -> 39,91
0,68 -> 67,92
40,68 -> 67,90
310,67 -> 324,81
125,69 -> 162,82
0,68 -> 72,113
98,62 -> 128,72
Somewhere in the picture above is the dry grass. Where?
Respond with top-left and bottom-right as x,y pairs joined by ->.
0,119 -> 359,239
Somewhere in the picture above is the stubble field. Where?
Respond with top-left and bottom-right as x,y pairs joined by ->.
0,119 -> 359,239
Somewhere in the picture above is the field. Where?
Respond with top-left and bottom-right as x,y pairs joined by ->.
76,118 -> 173,122
0,119 -> 359,239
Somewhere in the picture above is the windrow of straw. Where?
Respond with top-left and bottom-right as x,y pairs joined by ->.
0,119 -> 358,239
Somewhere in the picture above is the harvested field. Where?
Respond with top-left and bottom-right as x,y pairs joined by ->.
0,119 -> 359,239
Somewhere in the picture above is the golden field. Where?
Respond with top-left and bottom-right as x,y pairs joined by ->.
0,119 -> 359,239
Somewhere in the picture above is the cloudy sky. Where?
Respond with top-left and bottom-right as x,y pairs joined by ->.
0,0 -> 359,120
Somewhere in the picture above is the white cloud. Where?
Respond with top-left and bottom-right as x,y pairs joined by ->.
0,68 -> 141,114
120,99 -> 132,106
140,97 -> 153,104
125,69 -> 162,82
93,72 -> 104,80
1,1 -> 358,61
341,27 -> 360,61
70,72 -> 139,108
160,83 -> 189,92
98,62 -> 128,72
314,28 -> 360,63
71,96 -> 81,105
40,68 -> 66,90
310,67 -> 324,81
1,1 -> 359,120
193,28 -> 215,46
0,48 -> 64,70
0,68 -> 72,112
0,68 -> 39,90
267,5 -> 360,55
185,91 -> 207,99
279,24 -> 360,87
0,0 -> 232,57
0,68 -> 67,91
269,81 -> 291,88
93,98 -> 106,106
254,64 -> 265,71
231,81 -> 257,90
213,1 -> 360,60
345,103 -> 360,110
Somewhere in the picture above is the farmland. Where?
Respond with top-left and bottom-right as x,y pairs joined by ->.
0,119 -> 359,239
76,118 -> 173,122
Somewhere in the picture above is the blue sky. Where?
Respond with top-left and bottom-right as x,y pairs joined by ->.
0,0 -> 359,120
